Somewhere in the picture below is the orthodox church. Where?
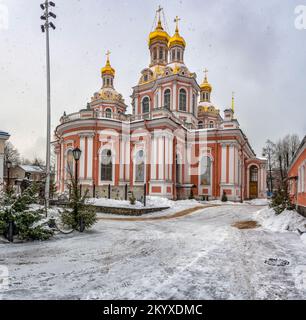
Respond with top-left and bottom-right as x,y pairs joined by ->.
54,9 -> 266,201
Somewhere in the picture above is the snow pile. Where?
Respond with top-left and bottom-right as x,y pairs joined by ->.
245,198 -> 270,206
301,234 -> 306,245
204,200 -> 245,205
87,196 -> 199,209
86,198 -> 144,208
254,207 -> 306,233
146,196 -> 198,208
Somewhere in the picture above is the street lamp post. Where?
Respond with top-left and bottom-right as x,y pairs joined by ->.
6,160 -> 12,193
40,1 -> 56,211
72,147 -> 84,232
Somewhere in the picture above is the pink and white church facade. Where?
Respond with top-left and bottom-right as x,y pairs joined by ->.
53,10 -> 267,201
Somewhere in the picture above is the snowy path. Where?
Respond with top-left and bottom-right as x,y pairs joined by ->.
1,205 -> 306,300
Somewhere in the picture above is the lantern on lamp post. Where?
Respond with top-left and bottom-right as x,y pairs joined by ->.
72,147 -> 84,232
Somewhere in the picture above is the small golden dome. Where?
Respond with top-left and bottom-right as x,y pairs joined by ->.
168,16 -> 186,48
200,69 -> 212,92
101,52 -> 115,76
148,19 -> 170,47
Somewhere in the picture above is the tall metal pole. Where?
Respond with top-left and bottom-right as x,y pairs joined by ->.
44,0 -> 51,210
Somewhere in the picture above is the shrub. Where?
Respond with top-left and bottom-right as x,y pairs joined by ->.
221,191 -> 228,202
129,192 -> 136,205
270,183 -> 294,215
60,178 -> 97,231
0,183 -> 54,241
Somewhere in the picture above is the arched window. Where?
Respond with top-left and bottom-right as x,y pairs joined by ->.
198,121 -> 203,129
164,89 -> 171,110
135,150 -> 145,182
172,49 -> 175,61
66,150 -> 74,177
142,97 -> 150,113
177,49 -> 181,61
179,89 -> 187,111
142,96 -> 150,114
101,149 -> 112,181
250,166 -> 258,182
209,121 -> 214,128
105,108 -> 112,118
200,156 -> 211,185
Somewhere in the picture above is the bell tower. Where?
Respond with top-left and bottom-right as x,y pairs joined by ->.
168,16 -> 186,64
101,50 -> 115,89
200,69 -> 212,102
148,6 -> 170,67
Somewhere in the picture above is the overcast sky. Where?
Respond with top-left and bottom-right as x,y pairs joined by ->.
0,0 -> 305,160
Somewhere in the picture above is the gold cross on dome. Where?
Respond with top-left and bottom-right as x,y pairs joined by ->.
174,16 -> 181,30
156,5 -> 163,20
106,50 -> 111,60
204,68 -> 208,80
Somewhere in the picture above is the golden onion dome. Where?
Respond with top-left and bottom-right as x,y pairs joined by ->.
101,53 -> 115,77
148,19 -> 170,47
200,72 -> 212,92
168,23 -> 186,48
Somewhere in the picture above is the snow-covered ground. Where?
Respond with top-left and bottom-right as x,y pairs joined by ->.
254,207 -> 306,233
1,203 -> 306,300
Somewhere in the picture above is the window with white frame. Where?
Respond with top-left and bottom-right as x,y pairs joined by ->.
164,89 -> 171,110
105,108 -> 112,118
142,96 -> 150,113
135,150 -> 145,182
200,156 -> 211,185
66,150 -> 74,177
101,149 -> 112,181
179,88 -> 187,111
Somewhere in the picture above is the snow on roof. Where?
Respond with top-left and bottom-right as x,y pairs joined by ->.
19,165 -> 45,173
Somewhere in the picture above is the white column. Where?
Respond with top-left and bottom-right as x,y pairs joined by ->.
173,83 -> 177,111
61,142 -> 65,185
119,137 -> 124,181
169,136 -> 173,180
158,136 -> 163,180
151,136 -> 156,180
79,136 -> 85,179
229,144 -> 234,184
87,135 -> 93,179
158,87 -> 162,109
165,136 -> 169,180
221,144 -> 227,183
134,96 -> 138,115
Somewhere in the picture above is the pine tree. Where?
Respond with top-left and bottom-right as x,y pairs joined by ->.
270,181 -> 294,214
60,178 -> 97,231
0,183 -> 53,241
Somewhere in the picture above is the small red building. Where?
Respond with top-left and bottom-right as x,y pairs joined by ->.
288,136 -> 306,216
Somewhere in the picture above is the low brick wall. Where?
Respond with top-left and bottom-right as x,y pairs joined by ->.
87,205 -> 170,216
